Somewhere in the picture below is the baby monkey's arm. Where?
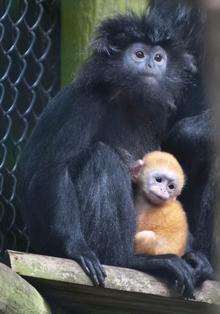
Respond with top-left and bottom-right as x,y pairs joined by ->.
135,230 -> 157,255
135,230 -> 170,255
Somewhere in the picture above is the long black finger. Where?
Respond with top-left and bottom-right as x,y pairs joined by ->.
94,264 -> 106,287
85,259 -> 99,286
80,256 -> 91,275
177,265 -> 194,299
96,259 -> 107,278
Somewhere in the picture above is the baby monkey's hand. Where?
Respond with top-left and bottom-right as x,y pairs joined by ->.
135,230 -> 157,254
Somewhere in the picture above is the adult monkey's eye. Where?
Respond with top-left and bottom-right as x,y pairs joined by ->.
169,184 -> 175,190
155,177 -> 162,183
135,50 -> 145,58
154,53 -> 163,62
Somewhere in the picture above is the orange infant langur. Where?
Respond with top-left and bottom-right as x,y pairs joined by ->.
131,151 -> 188,257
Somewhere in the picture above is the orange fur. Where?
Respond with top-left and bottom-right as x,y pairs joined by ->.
134,151 -> 188,257
135,200 -> 188,256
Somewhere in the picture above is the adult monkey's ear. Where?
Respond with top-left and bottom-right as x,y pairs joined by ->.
91,12 -> 141,56
130,160 -> 144,182
91,16 -> 122,55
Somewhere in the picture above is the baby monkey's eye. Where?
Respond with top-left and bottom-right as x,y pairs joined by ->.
155,177 -> 162,183
135,50 -> 145,58
169,184 -> 175,190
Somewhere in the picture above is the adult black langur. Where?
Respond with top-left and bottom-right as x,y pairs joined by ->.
17,0 -> 213,297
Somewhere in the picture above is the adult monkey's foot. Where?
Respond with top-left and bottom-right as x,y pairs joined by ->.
131,254 -> 195,299
183,251 -> 214,286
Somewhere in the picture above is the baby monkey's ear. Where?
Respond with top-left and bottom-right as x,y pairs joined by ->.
130,160 -> 144,182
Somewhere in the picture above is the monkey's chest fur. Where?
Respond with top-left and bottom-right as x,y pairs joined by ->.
135,198 -> 188,257
98,100 -> 165,159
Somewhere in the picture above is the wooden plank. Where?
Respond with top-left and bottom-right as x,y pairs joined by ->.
26,278 -> 218,314
6,250 -> 220,313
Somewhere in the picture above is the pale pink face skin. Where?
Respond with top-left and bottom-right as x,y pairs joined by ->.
141,168 -> 180,205
131,160 -> 180,206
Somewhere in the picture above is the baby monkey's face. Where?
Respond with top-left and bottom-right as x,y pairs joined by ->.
141,169 -> 180,205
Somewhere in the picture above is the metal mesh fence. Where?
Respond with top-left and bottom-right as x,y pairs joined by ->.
0,0 -> 60,253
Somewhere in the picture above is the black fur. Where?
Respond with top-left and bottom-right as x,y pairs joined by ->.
164,111 -> 214,286
17,0 -> 213,298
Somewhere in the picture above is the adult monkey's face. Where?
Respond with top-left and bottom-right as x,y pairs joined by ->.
119,40 -> 197,113
120,41 -> 174,111
123,43 -> 168,85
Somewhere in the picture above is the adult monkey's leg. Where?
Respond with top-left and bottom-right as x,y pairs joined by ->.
74,142 -> 136,266
25,166 -> 106,287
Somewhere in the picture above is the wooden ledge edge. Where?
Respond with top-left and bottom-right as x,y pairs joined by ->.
6,250 -> 220,306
